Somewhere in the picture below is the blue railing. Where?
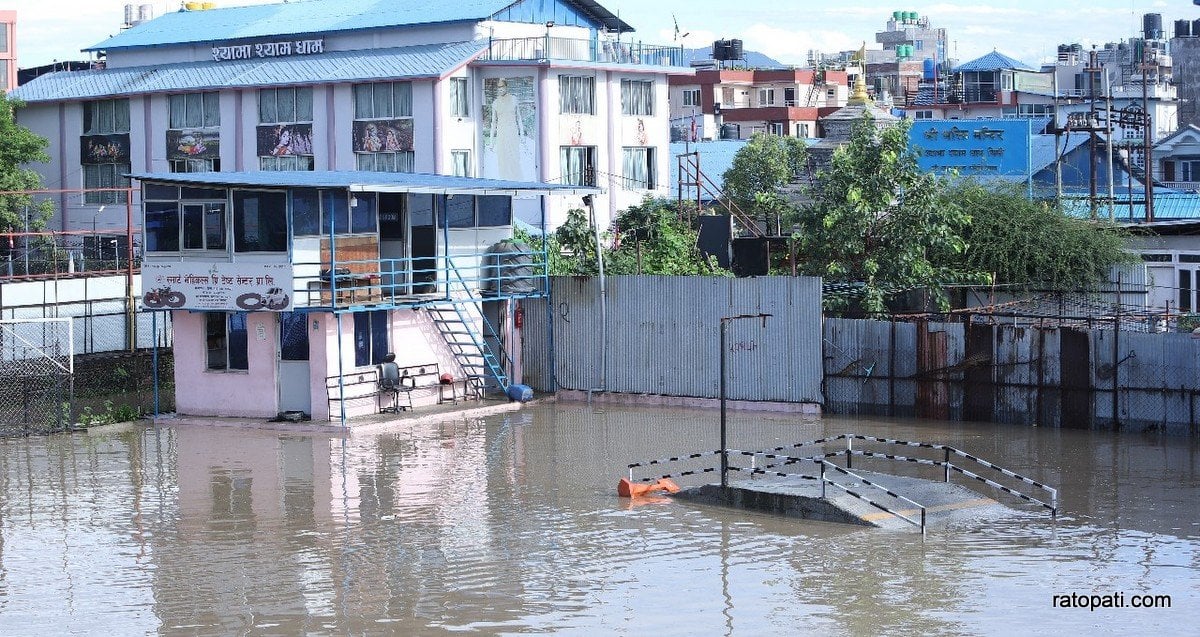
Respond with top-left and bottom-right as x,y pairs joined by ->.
481,36 -> 687,67
292,250 -> 548,310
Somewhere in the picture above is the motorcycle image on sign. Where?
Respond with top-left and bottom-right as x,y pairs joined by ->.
142,286 -> 186,309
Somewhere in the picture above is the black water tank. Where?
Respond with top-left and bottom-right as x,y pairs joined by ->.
1144,13 -> 1162,39
482,239 -> 539,295
712,40 -> 730,60
1194,19 -> 1200,38
728,39 -> 744,60
1177,19 -> 1192,38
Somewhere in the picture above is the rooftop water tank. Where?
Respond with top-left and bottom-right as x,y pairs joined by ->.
892,10 -> 902,21
923,57 -> 936,79
1194,19 -> 1200,38
1176,19 -> 1191,38
728,39 -> 744,60
1144,13 -> 1162,40
712,40 -> 730,61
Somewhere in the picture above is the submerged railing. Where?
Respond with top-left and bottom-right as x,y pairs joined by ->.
623,433 -> 1059,527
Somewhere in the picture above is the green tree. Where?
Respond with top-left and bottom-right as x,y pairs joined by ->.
0,94 -> 54,234
606,198 -> 724,275
796,114 -> 977,313
950,181 -> 1132,289
722,133 -> 807,234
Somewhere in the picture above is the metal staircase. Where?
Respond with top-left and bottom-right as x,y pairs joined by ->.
427,260 -> 511,396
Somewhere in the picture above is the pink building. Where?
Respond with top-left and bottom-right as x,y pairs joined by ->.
0,11 -> 14,92
134,170 -> 590,425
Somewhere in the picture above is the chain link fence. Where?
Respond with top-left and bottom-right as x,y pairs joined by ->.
0,310 -> 174,436
0,318 -> 73,436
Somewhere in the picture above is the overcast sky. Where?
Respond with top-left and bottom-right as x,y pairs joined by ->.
9,0 -> 1195,70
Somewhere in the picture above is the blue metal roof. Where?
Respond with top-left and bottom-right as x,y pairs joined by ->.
10,41 -> 484,103
128,170 -> 598,195
954,51 -> 1036,73
667,139 -> 748,193
88,0 -> 632,53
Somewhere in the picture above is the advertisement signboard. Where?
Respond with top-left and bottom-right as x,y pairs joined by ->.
909,119 -> 1032,179
141,262 -> 294,312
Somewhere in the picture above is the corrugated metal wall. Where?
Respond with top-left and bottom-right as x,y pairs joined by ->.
521,275 -> 823,403
824,317 -> 1200,436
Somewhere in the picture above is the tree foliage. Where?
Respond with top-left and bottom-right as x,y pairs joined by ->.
517,199 -> 725,277
722,133 -> 806,233
0,94 -> 54,233
795,115 -> 977,313
949,181 -> 1132,289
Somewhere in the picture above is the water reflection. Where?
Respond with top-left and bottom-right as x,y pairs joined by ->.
0,405 -> 1196,634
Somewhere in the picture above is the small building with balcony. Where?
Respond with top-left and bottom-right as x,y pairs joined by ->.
132,169 -> 592,424
668,68 -> 850,141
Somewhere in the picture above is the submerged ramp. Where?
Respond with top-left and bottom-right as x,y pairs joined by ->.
673,470 -> 1009,531
625,433 -> 1058,532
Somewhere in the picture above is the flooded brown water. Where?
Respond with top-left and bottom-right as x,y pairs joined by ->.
0,403 -> 1197,635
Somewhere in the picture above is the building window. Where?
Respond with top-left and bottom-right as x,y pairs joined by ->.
354,81 -> 414,173
758,88 -> 776,106
827,88 -> 836,98
83,164 -> 131,204
84,99 -> 130,135
206,312 -> 248,371
356,152 -> 414,172
182,202 -> 226,251
450,77 -> 469,117
1180,269 -> 1193,312
257,87 -> 313,171
0,26 -> 7,53
143,183 -> 228,253
559,75 -> 595,114
682,89 -> 701,107
0,66 -> 8,91
621,79 -> 654,116
232,189 -> 287,252
1179,160 -> 1200,182
82,99 -> 131,204
560,146 -> 597,186
796,123 -> 810,137
621,147 -> 655,190
353,310 -> 389,367
290,189 -> 372,236
168,92 -> 221,173
451,150 -> 471,177
914,110 -> 934,119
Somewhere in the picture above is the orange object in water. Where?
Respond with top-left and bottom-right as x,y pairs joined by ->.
618,477 -> 681,498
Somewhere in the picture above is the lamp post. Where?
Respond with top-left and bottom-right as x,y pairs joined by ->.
718,312 -> 771,488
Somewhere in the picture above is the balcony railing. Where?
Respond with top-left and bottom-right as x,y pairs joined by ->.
1159,181 -> 1200,193
480,36 -> 687,67
292,250 -> 549,310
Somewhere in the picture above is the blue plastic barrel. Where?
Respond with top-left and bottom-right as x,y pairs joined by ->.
507,384 -> 534,402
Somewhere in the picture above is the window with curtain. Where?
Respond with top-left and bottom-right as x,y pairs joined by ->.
354,81 -> 415,172
559,75 -> 595,114
258,87 -> 314,171
683,89 -> 701,106
168,92 -> 220,172
84,99 -> 130,135
560,146 -> 597,186
621,79 -> 654,116
355,152 -> 414,173
621,147 -> 655,190
450,77 -> 469,117
83,99 -> 131,204
451,150 -> 471,177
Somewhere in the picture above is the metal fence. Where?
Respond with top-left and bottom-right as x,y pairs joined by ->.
522,275 -> 824,403
824,317 -> 1200,436
0,309 -> 173,436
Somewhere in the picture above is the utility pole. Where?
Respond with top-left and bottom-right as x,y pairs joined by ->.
1140,49 -> 1155,222
1088,48 -> 1100,219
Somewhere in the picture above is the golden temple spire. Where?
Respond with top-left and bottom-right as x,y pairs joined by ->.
848,41 -> 872,106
